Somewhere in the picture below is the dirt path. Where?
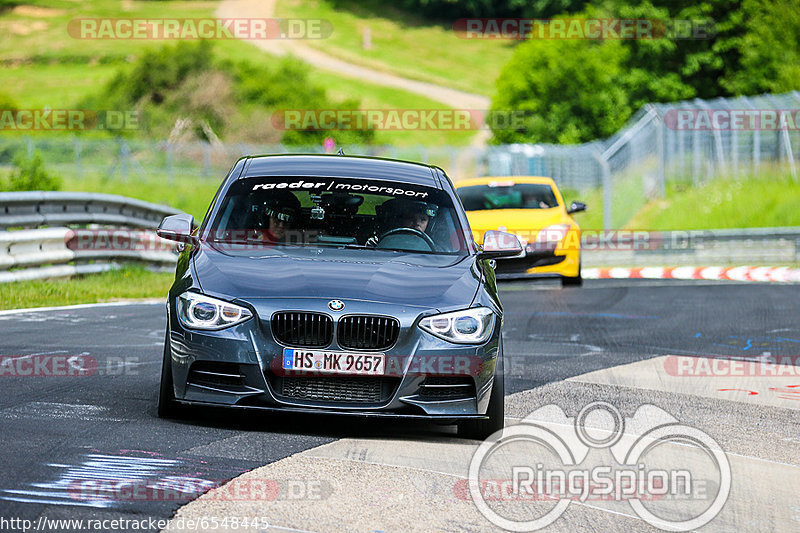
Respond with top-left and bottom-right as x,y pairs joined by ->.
215,0 -> 491,146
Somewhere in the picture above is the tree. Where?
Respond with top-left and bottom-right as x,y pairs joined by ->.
491,37 -> 631,144
723,0 -> 800,94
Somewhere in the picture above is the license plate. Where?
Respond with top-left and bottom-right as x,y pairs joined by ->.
282,348 -> 385,376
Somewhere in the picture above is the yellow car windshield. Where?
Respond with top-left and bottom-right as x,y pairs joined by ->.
458,183 -> 558,210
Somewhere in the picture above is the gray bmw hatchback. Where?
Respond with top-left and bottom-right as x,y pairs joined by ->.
156,154 -> 522,439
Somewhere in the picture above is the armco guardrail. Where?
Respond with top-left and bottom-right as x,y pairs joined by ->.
0,192 -> 181,283
581,227 -> 800,267
0,191 -> 178,229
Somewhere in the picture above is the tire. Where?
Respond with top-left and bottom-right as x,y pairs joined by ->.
458,343 -> 505,440
561,261 -> 583,287
157,331 -> 181,419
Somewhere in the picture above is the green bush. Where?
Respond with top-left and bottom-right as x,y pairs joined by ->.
103,40 -> 214,107
4,152 -> 61,192
230,59 -> 374,146
84,41 -> 375,145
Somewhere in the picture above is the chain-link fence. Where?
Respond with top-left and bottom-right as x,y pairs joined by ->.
0,136 -> 482,187
2,92 -> 798,229
486,91 -> 800,228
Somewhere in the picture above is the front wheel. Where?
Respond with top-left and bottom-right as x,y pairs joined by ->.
157,332 -> 181,419
561,261 -> 583,287
458,344 -> 504,440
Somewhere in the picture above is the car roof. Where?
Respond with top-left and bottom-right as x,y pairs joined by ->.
455,176 -> 557,188
237,154 -> 441,187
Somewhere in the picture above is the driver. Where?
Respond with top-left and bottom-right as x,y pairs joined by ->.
367,199 -> 437,246
256,191 -> 301,244
400,204 -> 431,233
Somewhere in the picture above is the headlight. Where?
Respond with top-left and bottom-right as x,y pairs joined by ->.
537,224 -> 570,244
418,307 -> 495,344
177,292 -> 252,330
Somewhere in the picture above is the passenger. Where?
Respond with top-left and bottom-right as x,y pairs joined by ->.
258,191 -> 301,244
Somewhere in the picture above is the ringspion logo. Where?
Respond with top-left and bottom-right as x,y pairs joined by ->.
469,402 -> 730,531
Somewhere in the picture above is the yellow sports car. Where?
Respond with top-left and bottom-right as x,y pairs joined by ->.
455,176 -> 585,285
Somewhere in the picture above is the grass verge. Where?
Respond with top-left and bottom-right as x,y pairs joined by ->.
628,169 -> 800,229
0,265 -> 173,310
276,0 -> 514,97
59,172 -> 221,221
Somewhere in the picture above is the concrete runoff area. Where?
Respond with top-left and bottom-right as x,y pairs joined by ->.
164,358 -> 800,532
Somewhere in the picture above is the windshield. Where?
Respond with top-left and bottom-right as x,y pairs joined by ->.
207,176 -> 469,255
457,183 -> 559,210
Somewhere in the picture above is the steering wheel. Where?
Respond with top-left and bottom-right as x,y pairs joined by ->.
377,227 -> 437,251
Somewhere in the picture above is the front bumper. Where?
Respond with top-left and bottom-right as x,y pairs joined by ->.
166,297 -> 501,420
495,245 -> 580,278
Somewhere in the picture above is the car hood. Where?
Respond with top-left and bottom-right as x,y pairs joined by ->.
192,243 -> 482,310
465,208 -> 574,243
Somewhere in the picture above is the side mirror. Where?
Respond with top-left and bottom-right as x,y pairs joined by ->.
157,213 -> 197,244
567,201 -> 586,214
478,230 -> 524,259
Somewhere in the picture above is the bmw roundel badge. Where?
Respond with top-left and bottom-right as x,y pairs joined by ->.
328,299 -> 345,311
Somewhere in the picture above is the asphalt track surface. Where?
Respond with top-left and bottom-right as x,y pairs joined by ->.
0,279 -> 798,532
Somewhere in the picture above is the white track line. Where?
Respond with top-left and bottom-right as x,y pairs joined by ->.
0,300 -> 163,316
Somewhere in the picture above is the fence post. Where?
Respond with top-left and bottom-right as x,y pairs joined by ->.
743,97 -> 760,176
592,151 -> 612,231
120,141 -> 129,181
166,142 -> 174,183
73,138 -> 82,179
692,124 -> 701,183
202,142 -> 210,177
656,114 -> 666,197
766,97 -> 798,181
